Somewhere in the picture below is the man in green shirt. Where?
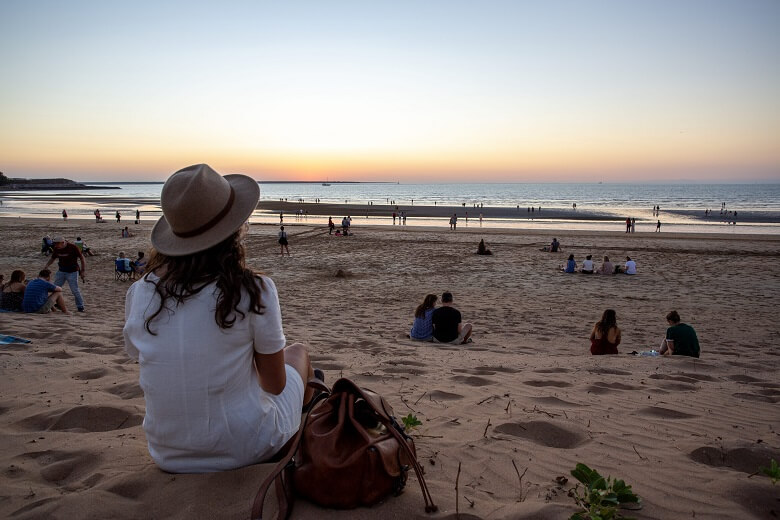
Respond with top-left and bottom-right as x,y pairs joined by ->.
661,310 -> 700,358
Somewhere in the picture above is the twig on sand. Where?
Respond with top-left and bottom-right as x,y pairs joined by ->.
505,400 -> 511,415
483,418 -> 492,437
632,445 -> 648,461
415,392 -> 427,405
400,396 -> 418,413
463,495 -> 475,508
456,461 -> 462,519
477,395 -> 497,405
512,459 -> 528,502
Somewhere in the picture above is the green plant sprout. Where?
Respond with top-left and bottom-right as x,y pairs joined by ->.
401,413 -> 422,432
569,463 -> 641,520
760,459 -> 779,485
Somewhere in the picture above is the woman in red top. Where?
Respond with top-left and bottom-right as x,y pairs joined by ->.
590,309 -> 621,355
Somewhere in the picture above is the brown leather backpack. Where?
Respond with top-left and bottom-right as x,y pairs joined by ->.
251,378 -> 437,519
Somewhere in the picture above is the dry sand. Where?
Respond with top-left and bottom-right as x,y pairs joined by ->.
1,216 -> 779,519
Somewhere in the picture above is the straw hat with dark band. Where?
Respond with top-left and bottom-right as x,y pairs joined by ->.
151,164 -> 259,256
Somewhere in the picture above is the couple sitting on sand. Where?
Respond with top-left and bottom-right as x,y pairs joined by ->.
562,255 -> 636,275
0,269 -> 70,314
590,309 -> 699,357
409,292 -> 473,344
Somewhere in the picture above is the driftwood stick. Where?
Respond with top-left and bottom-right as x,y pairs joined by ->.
455,461 -> 462,519
415,392 -> 427,405
632,445 -> 648,461
483,418 -> 492,437
512,459 -> 529,502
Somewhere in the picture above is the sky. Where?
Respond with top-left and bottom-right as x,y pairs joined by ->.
1,1 -> 778,183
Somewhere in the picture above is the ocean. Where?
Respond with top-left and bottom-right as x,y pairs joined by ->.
2,182 -> 780,234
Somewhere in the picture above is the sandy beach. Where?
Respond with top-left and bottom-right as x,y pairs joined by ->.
1,215 -> 779,519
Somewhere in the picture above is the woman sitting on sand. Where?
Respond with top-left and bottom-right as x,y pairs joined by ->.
410,293 -> 437,341
581,255 -> 594,274
561,254 -> 577,273
599,256 -> 615,275
123,164 -> 316,473
477,239 -> 492,255
589,309 -> 622,355
0,270 -> 26,312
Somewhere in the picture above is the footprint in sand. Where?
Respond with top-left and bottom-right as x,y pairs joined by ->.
106,382 -> 144,400
451,375 -> 494,387
732,392 -> 776,403
34,350 -> 75,359
476,365 -> 521,374
689,445 -> 780,474
72,368 -> 108,380
384,366 -> 428,376
494,420 -> 587,449
19,449 -> 98,484
636,406 -> 698,419
534,367 -> 572,374
453,368 -> 496,376
522,380 -> 572,388
17,405 -> 143,433
728,374 -> 762,383
587,367 -> 632,376
428,390 -> 464,401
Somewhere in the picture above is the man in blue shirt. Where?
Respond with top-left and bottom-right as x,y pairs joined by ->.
22,270 -> 69,314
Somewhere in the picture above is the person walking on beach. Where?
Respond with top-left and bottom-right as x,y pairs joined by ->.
432,292 -> 472,344
135,209 -> 141,224
656,220 -> 661,232
625,217 -> 631,233
392,211 -> 397,225
44,237 -> 85,312
116,210 -> 121,223
450,214 -> 457,230
123,163 -> 316,473
62,209 -> 68,221
278,226 -> 290,255
631,218 -> 636,233
328,217 -> 335,235
660,310 -> 700,358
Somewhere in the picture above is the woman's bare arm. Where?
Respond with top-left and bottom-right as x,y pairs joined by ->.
254,350 -> 287,395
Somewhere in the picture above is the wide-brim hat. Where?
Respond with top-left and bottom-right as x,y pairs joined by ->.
151,164 -> 259,256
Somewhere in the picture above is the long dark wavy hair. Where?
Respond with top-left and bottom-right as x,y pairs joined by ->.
596,309 -> 617,336
142,229 -> 265,334
415,294 -> 437,318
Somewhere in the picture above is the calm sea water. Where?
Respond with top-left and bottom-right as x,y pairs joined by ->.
3,182 -> 780,234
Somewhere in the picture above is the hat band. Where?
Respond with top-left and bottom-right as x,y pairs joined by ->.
172,187 -> 236,238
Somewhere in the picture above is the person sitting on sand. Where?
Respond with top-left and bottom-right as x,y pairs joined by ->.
589,309 -> 621,355
561,254 -> 576,273
131,251 -> 146,277
123,164 -> 316,473
599,256 -> 615,275
121,226 -> 134,238
624,256 -> 637,275
0,270 -> 26,312
410,294 -> 437,341
660,310 -> 700,358
477,239 -> 492,255
432,291 -> 473,344
541,237 -> 561,252
581,255 -> 594,274
22,269 -> 68,314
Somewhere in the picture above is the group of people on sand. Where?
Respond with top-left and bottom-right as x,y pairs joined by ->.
116,251 -> 147,278
2,235 -> 87,314
590,309 -> 700,357
561,254 -> 636,275
409,292 -> 473,344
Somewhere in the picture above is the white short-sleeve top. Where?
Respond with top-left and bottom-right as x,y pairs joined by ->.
123,274 -> 291,472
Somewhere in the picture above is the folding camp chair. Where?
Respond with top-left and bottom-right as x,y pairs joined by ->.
115,258 -> 133,281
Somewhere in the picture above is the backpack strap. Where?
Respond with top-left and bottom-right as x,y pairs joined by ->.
251,387 -> 329,520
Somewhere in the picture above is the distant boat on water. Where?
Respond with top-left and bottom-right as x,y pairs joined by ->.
322,182 -> 331,186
